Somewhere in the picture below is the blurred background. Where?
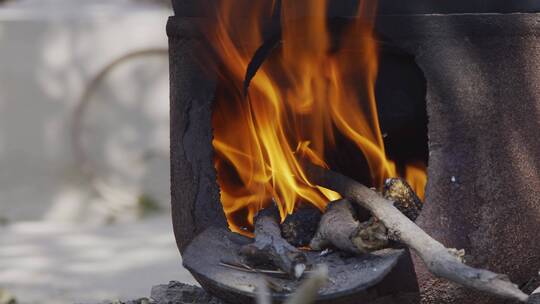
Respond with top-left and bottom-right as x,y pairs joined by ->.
0,0 -> 196,303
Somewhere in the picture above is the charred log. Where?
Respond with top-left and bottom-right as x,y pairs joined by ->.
383,177 -> 423,222
310,199 -> 388,254
281,205 -> 322,247
240,206 -> 307,279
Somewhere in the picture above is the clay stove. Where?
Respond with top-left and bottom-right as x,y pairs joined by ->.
167,1 -> 540,303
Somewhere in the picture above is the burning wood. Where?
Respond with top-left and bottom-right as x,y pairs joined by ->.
305,163 -> 530,302
240,205 -> 307,279
219,161 -> 535,304
239,176 -> 421,277
234,162 -> 530,302
310,178 -> 422,254
281,205 -> 322,247
310,199 -> 388,254
383,177 -> 423,222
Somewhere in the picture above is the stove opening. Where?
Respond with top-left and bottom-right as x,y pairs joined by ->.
205,0 -> 428,235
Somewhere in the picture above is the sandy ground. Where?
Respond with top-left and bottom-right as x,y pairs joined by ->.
0,215 -> 197,304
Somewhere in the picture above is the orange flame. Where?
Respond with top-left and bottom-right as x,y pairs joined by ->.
207,0 -> 427,235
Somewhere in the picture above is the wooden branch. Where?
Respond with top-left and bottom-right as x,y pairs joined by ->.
310,199 -> 388,254
281,205 -> 322,247
305,163 -> 529,302
240,207 -> 307,279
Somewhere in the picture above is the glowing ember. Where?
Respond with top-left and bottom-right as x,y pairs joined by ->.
206,0 -> 427,235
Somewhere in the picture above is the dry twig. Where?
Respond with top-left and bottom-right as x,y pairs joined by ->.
240,207 -> 307,279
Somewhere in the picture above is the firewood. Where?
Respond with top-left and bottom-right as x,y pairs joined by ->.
310,199 -> 388,254
383,177 -> 423,222
309,178 -> 422,254
305,163 -> 530,302
281,205 -> 322,247
240,205 -> 307,279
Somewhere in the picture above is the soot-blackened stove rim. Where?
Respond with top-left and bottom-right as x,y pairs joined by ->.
182,227 -> 419,304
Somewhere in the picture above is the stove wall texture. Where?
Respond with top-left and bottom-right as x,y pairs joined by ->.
168,2 -> 540,303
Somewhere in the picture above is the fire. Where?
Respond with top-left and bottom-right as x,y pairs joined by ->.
405,162 -> 428,201
207,0 -> 427,235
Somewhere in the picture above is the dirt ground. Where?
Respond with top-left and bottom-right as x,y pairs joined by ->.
0,215 -> 197,304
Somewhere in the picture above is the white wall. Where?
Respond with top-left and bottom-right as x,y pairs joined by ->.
0,0 -> 172,223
